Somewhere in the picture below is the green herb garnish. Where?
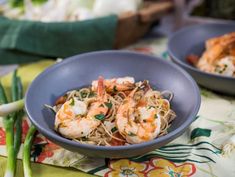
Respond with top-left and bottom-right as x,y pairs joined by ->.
113,86 -> 118,92
148,106 -> 155,109
88,91 -> 96,98
111,127 -> 117,133
94,113 -> 105,120
81,91 -> 88,98
128,132 -> 136,136
154,114 -> 158,119
70,98 -> 75,106
105,102 -> 112,109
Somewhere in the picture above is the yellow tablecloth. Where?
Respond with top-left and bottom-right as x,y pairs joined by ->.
0,38 -> 235,177
0,158 -> 94,177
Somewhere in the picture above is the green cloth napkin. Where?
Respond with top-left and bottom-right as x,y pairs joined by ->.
0,15 -> 118,65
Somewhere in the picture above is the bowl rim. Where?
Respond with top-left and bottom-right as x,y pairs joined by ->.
167,23 -> 235,81
25,50 -> 201,151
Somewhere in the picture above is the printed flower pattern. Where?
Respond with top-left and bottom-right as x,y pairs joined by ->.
105,159 -> 148,177
21,119 -> 60,163
147,158 -> 196,177
104,158 -> 196,177
0,127 -> 6,145
21,119 -> 30,142
32,139 -> 60,163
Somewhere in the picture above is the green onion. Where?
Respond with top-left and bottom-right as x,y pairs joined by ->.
94,113 -> 105,120
11,71 -> 18,102
1,70 -> 25,177
0,79 -> 15,177
1,71 -> 36,177
23,126 -> 37,177
0,99 -> 25,117
0,82 -> 8,104
14,77 -> 24,155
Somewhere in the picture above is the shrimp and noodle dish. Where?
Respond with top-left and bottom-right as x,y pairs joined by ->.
48,76 -> 176,146
186,32 -> 235,77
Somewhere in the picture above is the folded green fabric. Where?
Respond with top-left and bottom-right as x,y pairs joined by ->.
0,15 -> 118,64
0,48 -> 48,64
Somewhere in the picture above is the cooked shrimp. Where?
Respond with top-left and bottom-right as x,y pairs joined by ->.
197,32 -> 235,73
55,76 -> 109,139
92,76 -> 135,93
214,56 -> 235,76
116,81 -> 161,144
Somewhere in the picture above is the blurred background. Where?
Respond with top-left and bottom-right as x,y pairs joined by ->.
1,0 -> 235,72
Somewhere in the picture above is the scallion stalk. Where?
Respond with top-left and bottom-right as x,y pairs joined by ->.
1,71 -> 37,177
23,126 -> 37,177
0,99 -> 25,117
1,70 -> 25,177
14,76 -> 24,155
0,82 -> 15,177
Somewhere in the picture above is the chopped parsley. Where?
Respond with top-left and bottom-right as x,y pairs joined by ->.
88,91 -> 96,98
128,132 -> 136,136
148,106 -> 155,109
105,102 -> 112,109
94,113 -> 105,120
154,114 -> 158,119
113,86 -> 118,92
111,127 -> 117,133
81,91 -> 88,98
69,98 -> 75,106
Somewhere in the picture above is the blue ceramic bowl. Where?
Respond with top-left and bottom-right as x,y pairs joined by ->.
168,23 -> 235,95
25,51 -> 200,158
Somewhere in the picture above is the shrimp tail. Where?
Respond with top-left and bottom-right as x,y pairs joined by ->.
97,76 -> 105,97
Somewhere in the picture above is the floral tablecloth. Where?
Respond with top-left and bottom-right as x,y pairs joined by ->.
0,38 -> 235,177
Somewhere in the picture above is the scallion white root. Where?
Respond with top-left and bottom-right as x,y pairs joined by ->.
0,99 -> 24,117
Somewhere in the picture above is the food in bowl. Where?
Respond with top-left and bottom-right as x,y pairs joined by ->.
186,32 -> 235,77
0,0 -> 143,22
46,76 -> 176,146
